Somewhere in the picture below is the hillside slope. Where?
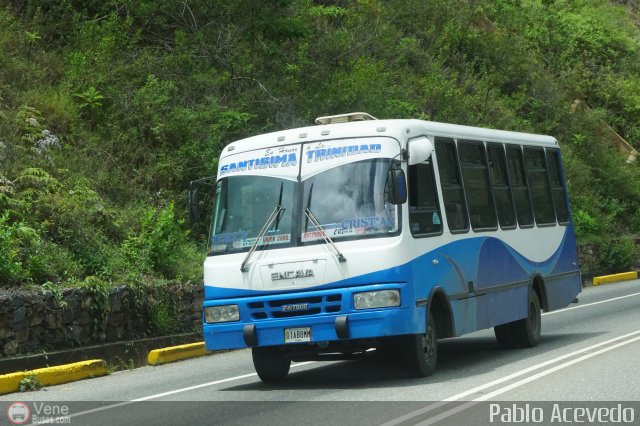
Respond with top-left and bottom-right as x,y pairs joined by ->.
1,0 -> 639,289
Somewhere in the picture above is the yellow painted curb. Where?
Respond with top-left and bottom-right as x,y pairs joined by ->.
148,342 -> 208,365
593,271 -> 638,286
0,359 -> 107,395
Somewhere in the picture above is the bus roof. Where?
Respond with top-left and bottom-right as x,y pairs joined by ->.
220,118 -> 558,158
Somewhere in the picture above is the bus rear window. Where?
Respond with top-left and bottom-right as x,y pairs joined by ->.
546,149 -> 570,224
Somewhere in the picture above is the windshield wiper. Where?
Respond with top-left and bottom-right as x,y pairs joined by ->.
303,207 -> 347,263
274,182 -> 284,230
304,183 -> 313,232
303,183 -> 346,262
240,183 -> 285,272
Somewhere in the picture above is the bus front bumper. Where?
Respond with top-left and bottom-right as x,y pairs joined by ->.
203,305 -> 425,351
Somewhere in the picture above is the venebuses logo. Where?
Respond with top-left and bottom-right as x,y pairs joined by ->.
7,402 -> 30,425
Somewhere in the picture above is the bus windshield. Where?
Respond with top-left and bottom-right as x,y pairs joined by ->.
301,158 -> 399,243
209,176 -> 295,255
209,137 -> 402,255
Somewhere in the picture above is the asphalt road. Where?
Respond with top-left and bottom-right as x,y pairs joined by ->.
5,280 -> 640,425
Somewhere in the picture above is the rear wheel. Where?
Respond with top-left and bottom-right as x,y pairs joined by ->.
252,346 -> 291,383
513,289 -> 542,347
405,311 -> 438,377
494,289 -> 541,348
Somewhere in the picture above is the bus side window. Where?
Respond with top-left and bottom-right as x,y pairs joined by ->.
408,159 -> 443,236
506,146 -> 534,227
546,149 -> 570,224
524,147 -> 556,226
487,143 -> 517,229
458,140 -> 497,231
435,138 -> 469,232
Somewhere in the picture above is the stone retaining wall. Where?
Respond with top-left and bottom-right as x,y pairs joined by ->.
0,282 -> 202,357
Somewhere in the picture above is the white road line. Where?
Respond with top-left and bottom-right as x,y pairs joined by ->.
381,330 -> 640,425
475,334 -> 640,401
415,334 -> 640,426
132,372 -> 259,401
543,291 -> 640,316
55,361 -> 316,424
61,373 -> 260,423
443,330 -> 640,401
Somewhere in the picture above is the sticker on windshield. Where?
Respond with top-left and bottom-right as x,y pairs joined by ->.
211,231 -> 250,245
302,227 -> 361,242
235,234 -> 291,248
301,215 -> 396,242
341,216 -> 395,229
210,232 -> 291,252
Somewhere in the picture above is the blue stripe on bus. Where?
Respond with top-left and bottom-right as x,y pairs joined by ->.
204,225 -> 580,341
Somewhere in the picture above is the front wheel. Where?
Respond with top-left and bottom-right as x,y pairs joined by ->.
405,311 -> 438,377
252,346 -> 291,383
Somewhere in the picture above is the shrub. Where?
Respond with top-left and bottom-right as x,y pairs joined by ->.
597,238 -> 638,274
0,213 -> 22,283
120,202 -> 201,282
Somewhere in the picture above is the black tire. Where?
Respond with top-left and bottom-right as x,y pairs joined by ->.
252,346 -> 291,383
494,289 -> 541,349
405,311 -> 438,377
512,289 -> 542,347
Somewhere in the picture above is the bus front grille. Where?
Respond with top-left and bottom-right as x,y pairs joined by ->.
247,294 -> 343,320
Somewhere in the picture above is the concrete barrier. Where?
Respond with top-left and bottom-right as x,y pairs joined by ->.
147,342 -> 209,365
592,271 -> 638,286
0,341 -> 212,395
0,359 -> 107,395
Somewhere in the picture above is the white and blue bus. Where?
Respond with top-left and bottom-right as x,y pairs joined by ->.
196,113 -> 581,382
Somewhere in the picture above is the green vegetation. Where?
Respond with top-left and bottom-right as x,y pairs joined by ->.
1,0 -> 639,285
18,374 -> 43,392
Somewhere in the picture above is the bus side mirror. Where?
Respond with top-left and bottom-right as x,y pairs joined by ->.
388,167 -> 408,205
408,136 -> 433,166
188,188 -> 200,222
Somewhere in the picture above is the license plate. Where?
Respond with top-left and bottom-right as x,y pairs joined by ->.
284,327 -> 311,343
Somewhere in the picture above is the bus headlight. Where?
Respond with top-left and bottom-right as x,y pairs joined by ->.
204,305 -> 240,323
354,290 -> 400,310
